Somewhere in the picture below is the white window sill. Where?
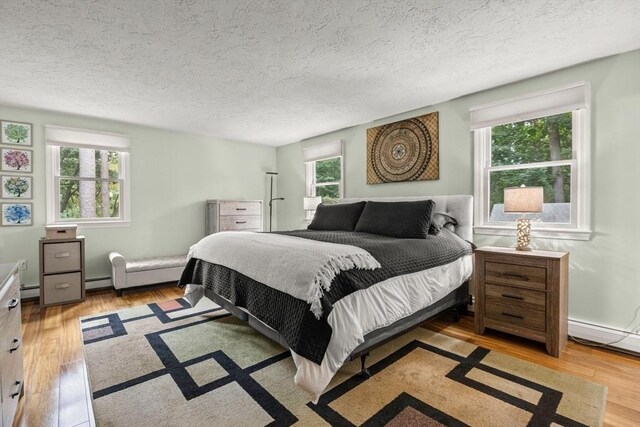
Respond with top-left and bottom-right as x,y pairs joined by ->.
47,220 -> 131,229
474,225 -> 592,241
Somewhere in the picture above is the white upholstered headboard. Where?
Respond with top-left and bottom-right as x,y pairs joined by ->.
338,195 -> 473,242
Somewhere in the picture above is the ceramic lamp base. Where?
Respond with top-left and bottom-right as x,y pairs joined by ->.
515,218 -> 533,251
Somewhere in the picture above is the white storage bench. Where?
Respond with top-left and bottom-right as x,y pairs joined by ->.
109,252 -> 187,296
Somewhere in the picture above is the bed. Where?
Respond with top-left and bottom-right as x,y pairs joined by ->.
179,195 -> 474,402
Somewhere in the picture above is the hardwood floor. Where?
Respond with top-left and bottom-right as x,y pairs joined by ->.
14,286 -> 640,427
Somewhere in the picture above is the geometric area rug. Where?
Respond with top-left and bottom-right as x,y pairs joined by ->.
80,298 -> 607,427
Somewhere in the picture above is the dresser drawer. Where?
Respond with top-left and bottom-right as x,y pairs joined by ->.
219,201 -> 262,216
485,283 -> 546,311
485,300 -> 546,332
219,215 -> 262,231
43,272 -> 82,305
1,358 -> 24,426
485,261 -> 546,290
1,349 -> 23,427
0,272 -> 20,328
43,241 -> 82,273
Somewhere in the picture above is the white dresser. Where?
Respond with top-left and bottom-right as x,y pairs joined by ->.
205,200 -> 263,235
0,263 -> 25,427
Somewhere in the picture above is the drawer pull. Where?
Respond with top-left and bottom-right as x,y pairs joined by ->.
501,294 -> 524,300
11,380 -> 22,398
55,252 -> 71,258
7,298 -> 19,310
235,208 -> 247,211
235,221 -> 247,224
10,337 -> 21,353
500,272 -> 528,281
55,283 -> 70,289
501,312 -> 524,320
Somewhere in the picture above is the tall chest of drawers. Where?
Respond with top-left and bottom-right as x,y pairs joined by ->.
206,200 -> 263,235
474,246 -> 569,357
39,237 -> 86,307
0,263 -> 25,427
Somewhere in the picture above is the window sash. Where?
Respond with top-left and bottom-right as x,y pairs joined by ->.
54,176 -> 125,222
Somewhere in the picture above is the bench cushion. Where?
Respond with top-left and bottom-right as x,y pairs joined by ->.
125,255 -> 187,273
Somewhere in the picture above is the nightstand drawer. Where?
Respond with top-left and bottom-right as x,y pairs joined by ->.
219,201 -> 262,216
485,302 -> 546,332
43,241 -> 82,273
219,215 -> 262,231
485,261 -> 546,290
42,272 -> 82,305
485,283 -> 545,311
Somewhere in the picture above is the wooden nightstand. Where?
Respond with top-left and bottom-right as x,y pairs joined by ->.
474,246 -> 569,357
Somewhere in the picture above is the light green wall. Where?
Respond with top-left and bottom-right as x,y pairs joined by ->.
0,105 -> 277,286
276,50 -> 640,332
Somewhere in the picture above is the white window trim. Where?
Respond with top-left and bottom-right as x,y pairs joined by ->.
472,83 -> 591,241
45,125 -> 131,228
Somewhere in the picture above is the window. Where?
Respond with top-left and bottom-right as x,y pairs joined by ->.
303,141 -> 344,218
45,126 -> 130,227
472,82 -> 591,240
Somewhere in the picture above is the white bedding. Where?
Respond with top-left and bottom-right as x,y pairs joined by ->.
282,254 -> 471,402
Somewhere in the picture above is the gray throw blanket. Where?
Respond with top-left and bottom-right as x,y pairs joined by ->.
188,231 -> 381,318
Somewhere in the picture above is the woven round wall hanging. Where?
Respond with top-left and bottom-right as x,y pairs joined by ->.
366,112 -> 439,184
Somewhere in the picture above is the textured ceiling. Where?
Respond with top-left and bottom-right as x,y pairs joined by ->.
1,1 -> 639,146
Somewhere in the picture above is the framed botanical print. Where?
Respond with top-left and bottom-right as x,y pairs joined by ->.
1,202 -> 32,226
1,174 -> 32,199
1,120 -> 32,146
1,148 -> 32,172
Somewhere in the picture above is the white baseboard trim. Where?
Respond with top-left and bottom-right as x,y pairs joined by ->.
20,278 -> 113,299
569,319 -> 640,354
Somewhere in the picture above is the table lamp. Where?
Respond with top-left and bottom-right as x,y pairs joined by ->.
504,185 -> 543,251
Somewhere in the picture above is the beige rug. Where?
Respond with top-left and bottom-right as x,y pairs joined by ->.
80,298 -> 606,426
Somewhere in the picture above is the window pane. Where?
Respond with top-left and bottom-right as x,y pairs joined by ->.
59,148 -> 119,179
489,165 -> 571,223
95,150 -> 120,179
59,179 -> 79,218
60,147 -> 79,177
315,157 -> 341,183
316,184 -> 340,205
59,179 -> 120,219
491,112 -> 572,166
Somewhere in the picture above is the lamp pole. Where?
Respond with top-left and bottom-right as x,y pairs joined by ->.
267,172 -> 284,232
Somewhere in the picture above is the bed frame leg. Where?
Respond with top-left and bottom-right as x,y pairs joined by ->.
452,302 -> 469,322
359,353 -> 371,379
116,289 -> 123,297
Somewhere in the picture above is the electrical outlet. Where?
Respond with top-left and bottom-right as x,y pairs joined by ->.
18,259 -> 27,270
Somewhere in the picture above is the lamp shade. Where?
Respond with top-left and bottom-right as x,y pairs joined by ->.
303,196 -> 322,211
504,186 -> 543,213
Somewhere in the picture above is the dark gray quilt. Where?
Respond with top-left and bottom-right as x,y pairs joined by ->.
179,229 -> 472,364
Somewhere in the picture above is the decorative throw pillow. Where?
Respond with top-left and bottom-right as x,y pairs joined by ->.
354,200 -> 435,239
428,212 -> 459,235
307,201 -> 366,231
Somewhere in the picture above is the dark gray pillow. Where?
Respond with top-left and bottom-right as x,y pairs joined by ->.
307,201 -> 366,231
354,200 -> 435,239
428,212 -> 458,235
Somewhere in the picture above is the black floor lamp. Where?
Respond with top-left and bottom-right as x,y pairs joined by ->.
267,172 -> 284,232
